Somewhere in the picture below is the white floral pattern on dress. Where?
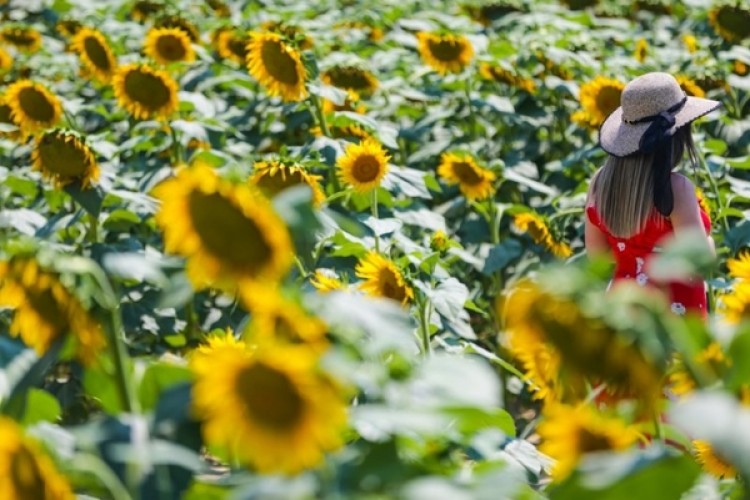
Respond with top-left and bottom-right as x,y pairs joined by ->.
671,303 -> 686,315
617,242 -> 626,252
636,273 -> 648,286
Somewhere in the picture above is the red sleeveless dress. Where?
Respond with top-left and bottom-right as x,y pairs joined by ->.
586,205 -> 710,318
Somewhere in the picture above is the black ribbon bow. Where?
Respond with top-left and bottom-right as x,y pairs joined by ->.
629,96 -> 687,217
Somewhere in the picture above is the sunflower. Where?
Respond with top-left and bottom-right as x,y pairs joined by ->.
4,80 -> 62,137
206,0 -> 231,17
322,65 -> 379,95
463,2 -> 525,26
734,60 -> 749,76
0,47 -> 12,72
437,152 -> 495,201
250,160 -> 325,206
313,123 -> 372,141
0,97 -> 18,139
56,19 -> 83,38
727,251 -> 750,280
0,258 -> 106,365
560,0 -> 598,9
336,138 -> 390,193
708,2 -> 750,43
0,417 -> 74,499
667,342 -> 729,396
190,334 -> 346,474
478,62 -> 536,93
260,21 -> 314,50
682,34 -> 698,53
355,252 -> 414,305
144,27 -> 195,65
0,26 -> 42,53
153,164 -> 294,290
572,76 -> 624,129
416,32 -> 474,75
634,38 -> 648,62
310,269 -> 344,293
31,130 -> 99,188
538,403 -> 640,480
244,295 -> 328,351
535,51 -> 574,80
216,29 -> 250,65
333,21 -> 384,42
719,281 -> 750,324
131,0 -> 164,22
676,75 -> 706,98
513,212 -> 550,245
322,91 -> 366,114
246,32 -> 308,102
71,28 -> 117,83
430,230 -> 450,252
696,187 -> 711,217
112,63 -> 179,120
693,440 -> 736,479
153,15 -> 200,42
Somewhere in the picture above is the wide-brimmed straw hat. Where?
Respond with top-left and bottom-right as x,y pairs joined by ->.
599,72 -> 721,157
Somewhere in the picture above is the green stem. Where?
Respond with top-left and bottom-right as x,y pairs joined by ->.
463,341 -> 534,385
169,124 -> 183,165
699,154 -> 728,232
106,305 -> 138,414
87,213 -> 98,244
371,189 -> 380,252
63,108 -> 79,131
652,409 -> 664,442
184,300 -> 199,344
418,296 -> 432,356
309,93 -> 331,137
489,201 -> 501,245
464,78 -> 477,140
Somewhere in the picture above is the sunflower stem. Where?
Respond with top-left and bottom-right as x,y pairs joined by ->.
63,108 -> 80,131
106,303 -> 138,414
309,93 -> 330,137
184,300 -> 199,344
698,154 -> 728,232
169,123 -> 183,165
464,77 -> 477,140
652,409 -> 664,442
418,295 -> 432,356
489,201 -> 501,245
87,212 -> 99,243
371,189 -> 380,253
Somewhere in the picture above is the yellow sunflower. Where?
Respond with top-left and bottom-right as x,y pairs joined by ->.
728,251 -> 750,280
693,440 -> 736,479
572,76 -> 625,129
310,269 -> 344,293
667,342 -> 729,397
634,38 -> 648,62
719,281 -> 750,324
112,63 -> 179,120
243,295 -> 328,351
31,130 -> 100,188
0,47 -> 12,72
322,91 -> 366,115
144,27 -> 195,65
0,417 -> 74,499
355,252 -> 414,305
216,29 -> 250,65
478,62 -> 536,93
0,258 -> 106,365
250,160 -> 325,206
190,334 -> 347,474
153,15 -> 200,42
4,80 -> 62,137
322,65 -> 379,95
676,75 -> 706,98
695,187 -> 711,217
734,60 -> 749,76
708,2 -> 750,43
71,27 -> 117,83
56,19 -> 83,38
246,32 -> 308,102
430,230 -> 449,252
0,97 -> 19,139
682,34 -> 698,53
538,403 -> 640,481
260,21 -> 314,50
416,32 -> 474,75
337,138 -> 390,193
131,0 -> 164,22
436,152 -> 495,201
153,164 -> 294,290
206,0 -> 231,17
1,26 -> 42,53
514,212 -> 573,258
535,51 -> 573,80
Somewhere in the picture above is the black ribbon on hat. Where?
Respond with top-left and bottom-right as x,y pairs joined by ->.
625,96 -> 688,217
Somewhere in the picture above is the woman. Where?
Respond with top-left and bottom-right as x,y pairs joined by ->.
584,72 -> 720,317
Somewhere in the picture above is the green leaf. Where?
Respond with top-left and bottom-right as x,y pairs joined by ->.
83,364 -> 127,414
21,389 -> 62,425
646,228 -> 716,282
482,240 -> 523,275
442,406 -> 516,437
64,184 -> 104,217
138,362 -> 193,412
726,326 -> 750,391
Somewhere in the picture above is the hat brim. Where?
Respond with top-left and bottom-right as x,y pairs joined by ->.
599,96 -> 722,157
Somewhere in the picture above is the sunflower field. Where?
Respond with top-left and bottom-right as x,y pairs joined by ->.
0,0 -> 749,497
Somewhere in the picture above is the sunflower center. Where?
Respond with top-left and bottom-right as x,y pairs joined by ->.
326,67 -> 373,90
595,87 -> 622,118
260,39 -> 300,86
229,36 -> 248,59
38,135 -> 90,177
578,428 -> 614,453
188,191 -> 273,274
156,33 -> 187,61
717,7 -> 750,40
10,445 -> 46,499
3,30 -> 36,47
123,69 -> 171,110
237,362 -> 304,430
26,287 -> 69,335
379,267 -> 407,302
351,154 -> 382,182
18,87 -> 55,122
255,169 -> 306,197
527,221 -> 548,243
427,38 -> 464,62
274,315 -> 301,343
452,161 -> 482,185
84,36 -> 112,71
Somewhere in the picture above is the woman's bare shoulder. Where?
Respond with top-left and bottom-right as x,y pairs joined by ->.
670,172 -> 697,200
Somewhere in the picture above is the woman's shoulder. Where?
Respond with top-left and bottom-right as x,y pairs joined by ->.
670,172 -> 696,196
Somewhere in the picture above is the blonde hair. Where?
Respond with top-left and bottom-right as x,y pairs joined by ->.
592,127 -> 698,238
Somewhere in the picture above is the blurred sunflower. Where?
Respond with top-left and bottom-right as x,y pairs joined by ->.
153,164 -> 294,289
430,230 -> 450,252
734,60 -> 749,76
216,29 -> 250,65
333,20 -> 383,42
131,0 -> 164,22
0,417 -> 74,499
144,27 -> 195,65
667,342 -> 729,396
206,0 -> 231,17
355,252 -> 413,305
463,2 -> 525,26
322,91 -> 366,114
310,269 -> 344,293
535,51 -> 573,80
633,0 -> 671,14
322,65 -> 379,95
479,62 -> 536,93
572,76 -> 624,129
719,281 -> 750,324
682,34 -> 698,53
437,152 -> 495,201
676,75 -> 705,98
4,80 -> 62,137
693,440 -> 736,478
538,403 -> 640,480
0,258 -> 106,365
0,97 -> 18,139
244,295 -> 328,351
56,19 -> 83,38
246,32 -> 307,102
71,27 -> 117,83
560,0 -> 598,9
634,38 -> 648,62
416,32 -> 474,75
112,63 -> 179,120
1,26 -> 42,53
708,2 -> 750,43
314,123 -> 371,141
514,212 -> 574,258
261,21 -> 314,50
153,14 -> 200,42
337,138 -> 390,193
727,251 -> 750,279
250,160 -> 325,206
190,334 -> 346,474
0,47 -> 12,72
695,187 -> 711,217
32,130 -> 99,188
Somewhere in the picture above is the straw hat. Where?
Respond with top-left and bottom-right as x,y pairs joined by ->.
599,72 -> 721,157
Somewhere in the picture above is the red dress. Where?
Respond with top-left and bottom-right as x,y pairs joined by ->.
586,205 -> 710,318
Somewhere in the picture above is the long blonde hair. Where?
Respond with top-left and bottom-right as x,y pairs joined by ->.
592,126 -> 698,238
